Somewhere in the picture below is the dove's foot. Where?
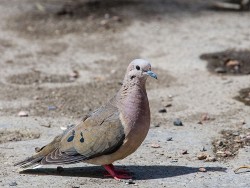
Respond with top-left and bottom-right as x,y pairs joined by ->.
103,164 -> 132,180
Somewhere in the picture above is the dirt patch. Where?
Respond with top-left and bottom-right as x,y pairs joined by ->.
0,129 -> 40,144
7,71 -> 74,85
200,49 -> 250,75
212,128 -> 250,160
234,87 -> 250,106
6,0 -> 131,39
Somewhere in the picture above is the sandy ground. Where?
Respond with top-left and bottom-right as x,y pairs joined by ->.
0,0 -> 250,187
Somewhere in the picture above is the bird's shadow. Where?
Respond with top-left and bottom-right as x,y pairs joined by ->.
20,165 -> 227,180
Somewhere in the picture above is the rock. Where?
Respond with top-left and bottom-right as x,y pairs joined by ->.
154,123 -> 161,127
165,103 -> 172,107
70,70 -> 79,79
151,143 -> 161,148
226,60 -> 240,67
9,182 -> 17,186
181,150 -> 188,155
18,111 -> 28,117
48,106 -> 57,110
215,67 -> 226,73
199,167 -> 207,172
197,153 -> 208,160
200,147 -> 207,152
125,179 -> 135,185
112,16 -> 122,22
201,113 -> 210,121
216,151 -> 227,157
205,156 -> 216,162
158,108 -> 167,113
40,124 -> 51,128
173,119 -> 183,126
166,137 -> 173,141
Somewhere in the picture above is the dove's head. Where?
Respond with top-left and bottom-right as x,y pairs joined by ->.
125,59 -> 157,83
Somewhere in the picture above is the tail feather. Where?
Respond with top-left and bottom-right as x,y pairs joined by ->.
15,134 -> 64,169
14,156 -> 44,168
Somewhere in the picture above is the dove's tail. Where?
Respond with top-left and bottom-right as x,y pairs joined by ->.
14,135 -> 62,168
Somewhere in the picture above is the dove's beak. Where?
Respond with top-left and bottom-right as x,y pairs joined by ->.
146,70 -> 157,79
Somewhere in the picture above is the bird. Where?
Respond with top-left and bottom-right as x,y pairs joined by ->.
15,59 -> 157,180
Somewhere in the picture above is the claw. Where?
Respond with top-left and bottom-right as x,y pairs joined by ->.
103,164 -> 132,180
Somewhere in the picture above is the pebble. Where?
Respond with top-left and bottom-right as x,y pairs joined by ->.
200,146 -> 207,152
197,153 -> 208,160
181,150 -> 188,155
151,143 -> 161,148
173,119 -> 183,126
170,159 -> 178,163
226,60 -> 240,67
112,16 -> 122,22
40,124 -> 51,128
18,111 -> 28,117
166,137 -> 173,141
154,123 -> 161,127
199,167 -> 207,172
70,70 -> 79,79
201,113 -> 210,121
165,103 -> 172,107
215,67 -> 226,73
9,182 -> 17,186
205,156 -> 216,162
158,108 -> 167,113
125,179 -> 135,185
48,106 -> 57,111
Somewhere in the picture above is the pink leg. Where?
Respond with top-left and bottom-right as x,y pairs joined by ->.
103,164 -> 132,180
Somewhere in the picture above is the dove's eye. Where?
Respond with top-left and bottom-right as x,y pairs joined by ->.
136,65 -> 140,70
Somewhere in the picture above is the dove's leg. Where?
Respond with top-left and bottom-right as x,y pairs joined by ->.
103,164 -> 132,180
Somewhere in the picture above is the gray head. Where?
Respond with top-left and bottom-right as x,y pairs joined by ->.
125,59 -> 157,82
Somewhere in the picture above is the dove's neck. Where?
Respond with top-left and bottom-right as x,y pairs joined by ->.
117,78 -> 150,133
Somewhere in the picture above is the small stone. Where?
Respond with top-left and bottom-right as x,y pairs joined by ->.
70,70 -> 79,79
18,111 -> 29,117
100,20 -> 109,28
170,159 -> 178,163
181,150 -> 188,155
9,182 -> 17,186
215,67 -> 226,73
165,103 -> 172,107
197,153 -> 208,160
240,120 -> 246,125
158,108 -> 167,113
199,167 -> 207,172
173,119 -> 183,126
200,147 -> 207,152
104,13 -> 110,19
217,140 -> 224,146
154,123 -> 161,127
201,113 -> 210,121
125,179 -> 135,185
112,16 -> 122,22
48,106 -> 57,110
35,147 -> 42,152
205,156 -> 216,162
57,166 -> 64,173
216,151 -> 227,157
166,137 -> 173,141
33,96 -> 40,100
151,143 -> 161,148
226,60 -> 240,67
40,124 -> 51,128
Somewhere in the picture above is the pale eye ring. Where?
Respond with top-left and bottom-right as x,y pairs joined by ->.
136,65 -> 140,70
